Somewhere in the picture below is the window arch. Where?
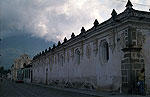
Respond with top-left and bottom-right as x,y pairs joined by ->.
75,49 -> 80,65
99,40 -> 109,64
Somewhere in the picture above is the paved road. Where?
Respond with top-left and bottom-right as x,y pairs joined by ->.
0,79 -> 99,97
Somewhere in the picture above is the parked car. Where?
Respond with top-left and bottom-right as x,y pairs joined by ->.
16,69 -> 24,83
15,78 -> 24,83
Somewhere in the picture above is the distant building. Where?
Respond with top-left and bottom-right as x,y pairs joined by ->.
11,64 -> 14,80
32,0 -> 150,93
11,54 -> 32,81
23,64 -> 32,83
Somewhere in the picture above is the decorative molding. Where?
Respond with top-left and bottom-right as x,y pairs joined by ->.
55,55 -> 57,64
71,48 -> 74,61
59,54 -> 64,66
86,44 -> 91,59
120,31 -> 126,49
51,55 -> 54,65
63,49 -> 66,63
109,32 -> 116,53
133,12 -> 150,19
57,53 -> 60,63
93,39 -> 98,57
137,31 -> 145,47
49,56 -> 53,71
67,51 -> 70,63
80,41 -> 84,59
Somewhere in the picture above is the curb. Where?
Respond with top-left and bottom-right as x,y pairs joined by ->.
27,83 -> 149,97
27,83 -> 118,97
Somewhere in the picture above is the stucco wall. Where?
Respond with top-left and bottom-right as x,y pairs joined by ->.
31,7 -> 150,92
141,28 -> 150,94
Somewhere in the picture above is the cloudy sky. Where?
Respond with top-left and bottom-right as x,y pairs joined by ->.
1,0 -> 150,42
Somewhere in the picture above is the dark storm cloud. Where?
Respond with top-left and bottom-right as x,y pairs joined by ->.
1,0 -> 149,42
1,0 -> 67,40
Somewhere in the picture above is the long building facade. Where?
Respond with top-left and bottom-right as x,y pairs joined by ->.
31,1 -> 150,93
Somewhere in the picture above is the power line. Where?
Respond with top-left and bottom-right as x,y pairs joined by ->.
116,0 -> 150,7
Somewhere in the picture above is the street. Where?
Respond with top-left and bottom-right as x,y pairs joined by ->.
0,79 -> 99,97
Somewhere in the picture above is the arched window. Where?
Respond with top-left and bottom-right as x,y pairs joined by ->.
99,40 -> 109,64
75,49 -> 80,65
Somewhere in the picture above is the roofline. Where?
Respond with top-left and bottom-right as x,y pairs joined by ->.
33,7 -> 150,60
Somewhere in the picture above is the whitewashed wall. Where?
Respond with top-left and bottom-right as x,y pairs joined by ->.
141,28 -> 150,94
31,8 -> 150,92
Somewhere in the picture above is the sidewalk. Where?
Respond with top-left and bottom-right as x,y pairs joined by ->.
28,83 -> 149,97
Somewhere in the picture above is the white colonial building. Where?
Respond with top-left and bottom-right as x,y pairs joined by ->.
32,0 -> 150,94
23,64 -> 32,83
11,54 -> 32,81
